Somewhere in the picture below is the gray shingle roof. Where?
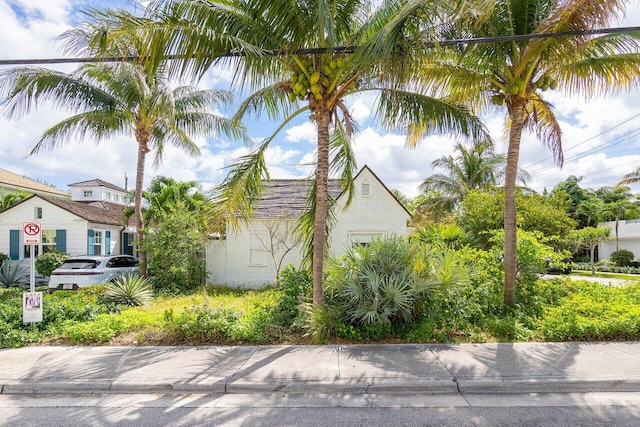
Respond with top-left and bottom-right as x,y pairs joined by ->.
40,195 -> 128,226
68,179 -> 126,193
253,179 -> 343,219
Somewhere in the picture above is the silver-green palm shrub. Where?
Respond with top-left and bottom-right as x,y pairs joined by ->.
324,236 -> 472,327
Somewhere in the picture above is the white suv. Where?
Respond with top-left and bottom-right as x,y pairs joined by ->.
48,255 -> 140,292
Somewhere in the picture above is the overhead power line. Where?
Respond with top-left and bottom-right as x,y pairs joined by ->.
0,26 -> 638,66
522,112 -> 640,170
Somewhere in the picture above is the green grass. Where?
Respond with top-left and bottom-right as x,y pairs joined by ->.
570,270 -> 640,281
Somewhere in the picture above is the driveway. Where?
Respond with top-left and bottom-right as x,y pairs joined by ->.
541,274 -> 637,287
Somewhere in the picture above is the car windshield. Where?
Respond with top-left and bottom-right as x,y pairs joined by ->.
58,260 -> 99,269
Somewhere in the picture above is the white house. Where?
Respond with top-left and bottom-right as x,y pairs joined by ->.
598,219 -> 640,260
206,166 -> 411,288
0,179 -> 136,261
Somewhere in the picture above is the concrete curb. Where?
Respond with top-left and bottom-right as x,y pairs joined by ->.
2,377 -> 639,395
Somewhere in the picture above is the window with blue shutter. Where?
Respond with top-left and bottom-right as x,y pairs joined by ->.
9,230 -> 19,260
105,231 -> 111,255
122,232 -> 129,255
56,230 -> 66,253
87,229 -> 94,255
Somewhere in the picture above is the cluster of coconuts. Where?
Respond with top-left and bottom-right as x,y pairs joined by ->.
490,75 -> 559,106
287,56 -> 347,102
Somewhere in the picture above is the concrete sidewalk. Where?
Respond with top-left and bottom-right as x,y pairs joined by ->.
1,342 -> 640,395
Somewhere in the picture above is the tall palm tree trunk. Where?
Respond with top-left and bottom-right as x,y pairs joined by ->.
134,136 -> 149,277
312,110 -> 331,305
504,98 -> 526,307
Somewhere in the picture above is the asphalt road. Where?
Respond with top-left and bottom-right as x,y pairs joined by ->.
1,392 -> 639,426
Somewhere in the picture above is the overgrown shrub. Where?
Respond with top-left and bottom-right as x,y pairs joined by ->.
35,251 -> 69,277
270,265 -> 311,329
167,303 -> 241,343
610,249 -> 635,267
324,236 -> 473,330
146,203 -> 209,292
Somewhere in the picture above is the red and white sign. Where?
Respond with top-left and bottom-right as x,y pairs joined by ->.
22,222 -> 41,244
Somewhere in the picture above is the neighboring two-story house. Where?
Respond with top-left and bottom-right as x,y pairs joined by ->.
0,179 -> 136,261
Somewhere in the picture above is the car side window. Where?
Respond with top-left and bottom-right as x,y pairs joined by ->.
106,258 -> 117,268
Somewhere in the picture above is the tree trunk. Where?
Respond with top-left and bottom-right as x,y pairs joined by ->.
504,98 -> 526,307
312,111 -> 331,306
134,137 -> 149,277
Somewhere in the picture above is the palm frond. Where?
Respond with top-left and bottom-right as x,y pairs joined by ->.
211,138 -> 271,231
373,88 -> 489,147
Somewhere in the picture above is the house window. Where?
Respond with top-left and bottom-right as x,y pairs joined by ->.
362,183 -> 370,196
34,207 -> 43,219
24,244 -> 39,259
83,190 -> 93,198
41,230 -> 57,253
93,231 -> 103,255
105,191 -> 112,200
250,232 -> 267,266
349,232 -> 383,248
114,194 -> 120,202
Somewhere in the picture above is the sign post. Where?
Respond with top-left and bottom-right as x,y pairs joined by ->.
22,222 -> 42,324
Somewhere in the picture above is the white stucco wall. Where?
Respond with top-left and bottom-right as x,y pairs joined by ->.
598,219 -> 640,260
329,168 -> 410,257
207,220 -> 303,288
206,167 -> 410,288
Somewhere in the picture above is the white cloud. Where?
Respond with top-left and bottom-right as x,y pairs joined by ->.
285,121 -> 316,144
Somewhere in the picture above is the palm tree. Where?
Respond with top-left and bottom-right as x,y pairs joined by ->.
419,140 -> 511,213
123,176 -> 208,228
419,0 -> 640,306
107,0 -> 488,305
0,62 -> 246,275
597,185 -> 639,250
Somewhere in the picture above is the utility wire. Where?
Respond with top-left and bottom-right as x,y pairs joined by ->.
527,127 -> 640,175
522,112 -> 640,170
0,26 -> 638,66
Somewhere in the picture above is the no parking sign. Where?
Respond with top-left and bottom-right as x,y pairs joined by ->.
22,222 -> 41,244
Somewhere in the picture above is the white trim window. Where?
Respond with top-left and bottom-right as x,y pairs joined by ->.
82,190 -> 93,199
249,232 -> 267,266
361,181 -> 370,196
93,231 -> 103,255
349,232 -> 383,248
42,229 -> 57,253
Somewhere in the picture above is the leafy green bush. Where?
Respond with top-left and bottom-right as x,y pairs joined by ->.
104,274 -> 153,307
35,251 -> 69,277
146,204 -> 208,292
270,265 -> 311,329
573,262 -> 640,274
167,303 -> 241,343
610,249 -> 635,267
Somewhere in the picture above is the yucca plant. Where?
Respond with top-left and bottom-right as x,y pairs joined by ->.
104,274 -> 153,307
0,260 -> 28,288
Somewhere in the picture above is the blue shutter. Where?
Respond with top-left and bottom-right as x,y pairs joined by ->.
9,230 -> 20,260
105,231 -> 111,255
122,232 -> 129,255
87,229 -> 94,255
56,230 -> 66,253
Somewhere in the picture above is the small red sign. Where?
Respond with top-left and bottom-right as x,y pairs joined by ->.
23,222 -> 41,244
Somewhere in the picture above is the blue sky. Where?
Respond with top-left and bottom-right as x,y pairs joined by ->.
1,0 -> 640,198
